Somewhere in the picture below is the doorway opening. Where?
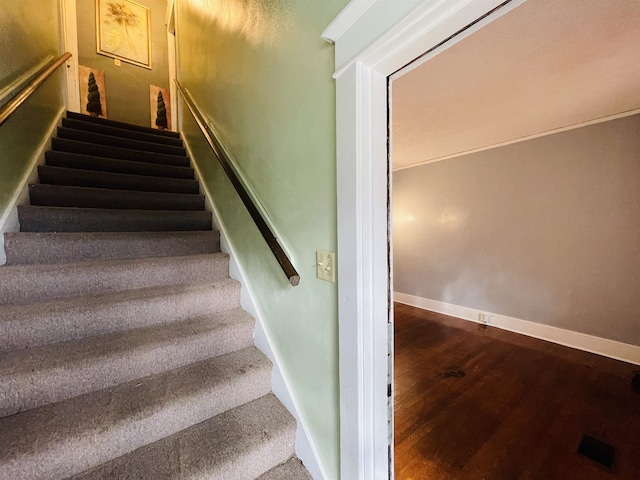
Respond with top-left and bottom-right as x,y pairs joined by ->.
389,0 -> 640,478
62,0 -> 175,130
326,1 -> 530,478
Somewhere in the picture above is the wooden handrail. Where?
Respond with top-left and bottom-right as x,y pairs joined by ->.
176,80 -> 300,286
0,52 -> 72,127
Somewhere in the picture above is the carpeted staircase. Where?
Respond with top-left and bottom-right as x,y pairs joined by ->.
0,112 -> 312,480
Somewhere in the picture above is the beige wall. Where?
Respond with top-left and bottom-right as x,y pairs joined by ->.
393,114 -> 640,346
0,0 -> 65,238
76,0 -> 169,127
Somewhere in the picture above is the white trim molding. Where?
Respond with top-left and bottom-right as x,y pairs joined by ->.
325,1 -> 528,478
61,0 -> 80,112
394,292 -> 640,366
393,107 -> 640,172
321,0 -> 376,44
166,0 -> 178,132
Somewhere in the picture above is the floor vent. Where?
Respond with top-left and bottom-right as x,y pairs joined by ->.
443,369 -> 465,378
577,434 -> 615,469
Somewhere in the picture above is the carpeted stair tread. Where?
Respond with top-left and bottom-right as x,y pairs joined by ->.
66,111 -> 181,138
257,457 -> 313,480
46,151 -> 194,179
3,231 -> 220,265
0,252 -> 229,305
0,309 -> 255,417
18,205 -> 211,232
0,280 -> 242,353
38,165 -> 199,193
62,117 -> 184,147
29,184 -> 205,211
0,110 -> 313,480
68,393 -> 295,480
57,127 -> 187,157
0,347 -> 272,480
52,138 -> 189,167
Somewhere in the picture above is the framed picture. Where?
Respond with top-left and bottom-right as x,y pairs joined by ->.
78,65 -> 108,118
96,0 -> 151,69
149,85 -> 171,130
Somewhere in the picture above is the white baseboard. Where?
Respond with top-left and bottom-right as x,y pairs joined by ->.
394,292 -> 640,366
0,107 -> 65,265
184,137 -> 327,480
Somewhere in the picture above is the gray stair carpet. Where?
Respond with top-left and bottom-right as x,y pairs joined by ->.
0,112 -> 311,479
257,458 -> 314,480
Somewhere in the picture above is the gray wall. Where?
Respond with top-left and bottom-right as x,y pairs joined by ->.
76,0 -> 169,127
393,114 -> 640,346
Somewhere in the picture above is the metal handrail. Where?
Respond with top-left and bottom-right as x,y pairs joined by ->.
0,52 -> 72,127
176,80 -> 300,286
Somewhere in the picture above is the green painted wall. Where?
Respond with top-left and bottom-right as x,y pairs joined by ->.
0,1 -> 64,225
176,1 -> 347,477
76,0 -> 169,127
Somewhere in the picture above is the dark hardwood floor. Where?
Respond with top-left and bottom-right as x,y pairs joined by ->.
394,303 -> 640,480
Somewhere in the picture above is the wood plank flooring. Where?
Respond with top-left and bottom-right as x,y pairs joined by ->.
394,303 -> 640,480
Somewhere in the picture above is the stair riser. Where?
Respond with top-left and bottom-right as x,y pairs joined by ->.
62,118 -> 184,147
0,350 -> 272,480
46,151 -> 195,179
3,231 -> 220,265
29,184 -> 205,212
0,315 -> 255,417
52,138 -> 190,167
0,111 -> 306,480
66,111 -> 180,139
0,282 -> 241,353
57,127 -> 187,157
257,458 -> 313,480
18,206 -> 211,233
39,165 -> 199,194
0,254 -> 228,305
212,426 -> 297,480
69,394 -> 294,480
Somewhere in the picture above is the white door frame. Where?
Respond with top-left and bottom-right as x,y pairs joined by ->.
323,0 -> 527,478
61,0 -> 80,112
166,0 -> 178,131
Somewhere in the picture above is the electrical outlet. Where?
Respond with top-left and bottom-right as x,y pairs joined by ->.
478,312 -> 496,325
316,250 -> 336,283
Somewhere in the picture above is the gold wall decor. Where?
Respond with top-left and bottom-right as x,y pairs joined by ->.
96,0 -> 151,69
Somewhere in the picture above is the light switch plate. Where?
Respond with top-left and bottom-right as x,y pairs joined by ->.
316,250 -> 336,283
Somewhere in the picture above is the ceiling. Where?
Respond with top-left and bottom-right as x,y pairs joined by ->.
391,0 -> 640,171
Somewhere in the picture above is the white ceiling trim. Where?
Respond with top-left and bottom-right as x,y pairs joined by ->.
321,0 -> 376,44
393,107 -> 640,171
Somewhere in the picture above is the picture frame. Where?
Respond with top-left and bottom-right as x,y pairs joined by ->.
149,84 -> 171,130
96,0 -> 151,69
78,65 -> 108,118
